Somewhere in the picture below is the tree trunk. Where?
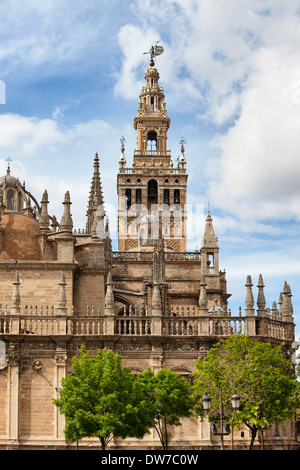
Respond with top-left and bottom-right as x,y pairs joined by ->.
249,427 -> 257,450
163,417 -> 168,450
100,437 -> 106,450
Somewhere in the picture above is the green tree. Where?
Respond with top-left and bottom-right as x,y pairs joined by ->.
137,368 -> 192,449
53,345 -> 152,450
192,335 -> 297,450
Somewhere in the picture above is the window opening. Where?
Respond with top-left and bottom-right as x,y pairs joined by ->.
136,188 -> 142,205
7,190 -> 14,210
125,189 -> 131,209
148,180 -> 158,209
164,189 -> 169,205
147,131 -> 157,151
174,189 -> 180,204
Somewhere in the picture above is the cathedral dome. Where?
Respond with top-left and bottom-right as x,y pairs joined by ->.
0,213 -> 42,260
0,167 -> 19,186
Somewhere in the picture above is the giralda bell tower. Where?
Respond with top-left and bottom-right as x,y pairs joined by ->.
117,44 -> 188,252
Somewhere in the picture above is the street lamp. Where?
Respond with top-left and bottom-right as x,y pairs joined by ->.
230,393 -> 240,450
202,391 -> 241,450
231,394 -> 240,410
202,393 -> 211,412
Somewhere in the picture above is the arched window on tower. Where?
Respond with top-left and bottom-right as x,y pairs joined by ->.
7,190 -> 14,210
148,180 -> 158,209
125,189 -> 131,209
136,188 -> 142,205
147,131 -> 157,151
174,189 -> 180,205
164,189 -> 169,205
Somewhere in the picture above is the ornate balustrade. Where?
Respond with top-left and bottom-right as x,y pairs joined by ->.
115,317 -> 152,335
162,317 -> 199,336
112,251 -> 201,262
0,309 -> 290,341
209,317 -> 245,336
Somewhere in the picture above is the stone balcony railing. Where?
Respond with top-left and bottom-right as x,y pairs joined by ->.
112,251 -> 201,262
0,272 -> 293,342
0,307 -> 292,341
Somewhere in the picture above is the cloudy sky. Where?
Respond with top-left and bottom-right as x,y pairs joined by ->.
0,0 -> 299,340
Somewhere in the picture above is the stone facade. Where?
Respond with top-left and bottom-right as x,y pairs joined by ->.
0,64 -> 297,450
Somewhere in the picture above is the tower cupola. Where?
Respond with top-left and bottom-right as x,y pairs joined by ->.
117,45 -> 188,252
134,66 -> 170,161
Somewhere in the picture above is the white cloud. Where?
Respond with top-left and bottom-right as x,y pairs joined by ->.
0,113 -> 124,231
207,45 -> 300,222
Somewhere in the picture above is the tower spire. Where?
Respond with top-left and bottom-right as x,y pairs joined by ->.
117,48 -> 188,252
86,152 -> 105,234
201,211 -> 219,274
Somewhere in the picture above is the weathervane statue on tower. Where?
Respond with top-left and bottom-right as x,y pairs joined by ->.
144,42 -> 164,66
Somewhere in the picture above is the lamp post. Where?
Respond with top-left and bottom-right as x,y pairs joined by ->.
202,391 -> 240,451
202,393 -> 211,412
230,393 -> 240,450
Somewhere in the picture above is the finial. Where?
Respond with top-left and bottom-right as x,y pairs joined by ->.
39,190 -> 50,231
180,137 -> 186,152
60,191 -> 73,233
57,272 -> 67,314
179,138 -> 186,169
143,42 -> 164,66
5,157 -> 12,174
105,271 -> 115,308
120,135 -> 126,152
281,281 -> 293,320
257,274 -> 266,312
119,136 -> 127,169
245,275 -> 255,313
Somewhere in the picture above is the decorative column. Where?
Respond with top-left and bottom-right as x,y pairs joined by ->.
151,283 -> 162,335
198,276 -> 209,335
104,271 -> 115,335
10,271 -> 21,334
54,345 -> 68,442
56,273 -> 67,334
7,344 -> 20,447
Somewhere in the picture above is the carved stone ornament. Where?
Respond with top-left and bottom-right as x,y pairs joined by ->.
150,354 -> 163,366
55,352 -> 67,366
32,360 -> 43,372
7,343 -> 20,366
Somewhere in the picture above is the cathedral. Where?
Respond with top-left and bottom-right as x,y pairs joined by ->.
0,54 -> 297,450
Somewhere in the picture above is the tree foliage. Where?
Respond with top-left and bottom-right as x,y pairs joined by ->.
136,368 -> 193,449
192,335 -> 297,450
53,345 -> 152,449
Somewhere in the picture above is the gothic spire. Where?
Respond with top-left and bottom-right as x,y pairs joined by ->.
39,190 -> 50,232
86,152 -> 105,234
245,275 -> 255,316
256,274 -> 266,315
60,191 -> 73,233
202,211 -> 218,248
